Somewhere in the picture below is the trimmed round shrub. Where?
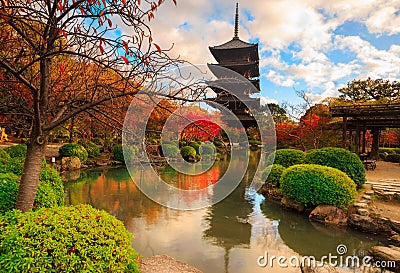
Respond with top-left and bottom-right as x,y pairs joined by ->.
189,142 -> 201,154
0,205 -> 140,273
0,149 -> 10,160
385,154 -> 400,163
199,143 -> 216,155
303,147 -> 365,188
261,164 -> 286,187
113,144 -> 138,163
0,164 -> 64,213
266,149 -> 306,168
59,143 -> 88,163
280,164 -> 357,208
161,144 -> 179,157
180,146 -> 196,161
79,141 -> 100,158
4,144 -> 27,159
249,139 -> 262,145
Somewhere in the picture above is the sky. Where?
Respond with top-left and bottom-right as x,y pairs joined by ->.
145,0 -> 400,106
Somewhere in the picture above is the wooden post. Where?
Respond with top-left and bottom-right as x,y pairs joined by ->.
361,126 -> 366,154
355,121 -> 360,154
342,116 -> 347,149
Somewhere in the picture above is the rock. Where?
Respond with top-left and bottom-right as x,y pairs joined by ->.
360,199 -> 371,204
281,197 -> 305,212
348,214 -> 392,234
139,255 -> 203,273
363,195 -> 372,200
309,205 -> 348,226
61,169 -> 81,181
357,208 -> 370,216
258,184 -> 283,202
370,245 -> 400,272
391,220 -> 400,234
61,156 -> 81,171
365,190 -> 374,195
354,202 -> 368,208
390,234 -> 400,246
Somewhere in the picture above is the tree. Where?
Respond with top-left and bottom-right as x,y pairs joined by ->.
338,78 -> 400,103
337,78 -> 400,158
0,0 -> 182,212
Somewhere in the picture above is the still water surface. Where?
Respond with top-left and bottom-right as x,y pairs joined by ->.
64,150 -> 385,273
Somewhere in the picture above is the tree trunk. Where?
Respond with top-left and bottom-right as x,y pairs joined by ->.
370,128 -> 380,160
15,136 -> 46,212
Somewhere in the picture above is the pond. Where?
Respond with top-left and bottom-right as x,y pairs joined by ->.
64,149 -> 386,273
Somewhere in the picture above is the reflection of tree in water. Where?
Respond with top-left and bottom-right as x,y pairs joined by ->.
64,167 -> 167,228
260,199 -> 387,259
203,149 -> 261,273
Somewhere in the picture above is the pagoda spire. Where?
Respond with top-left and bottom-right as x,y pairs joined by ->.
234,3 -> 239,39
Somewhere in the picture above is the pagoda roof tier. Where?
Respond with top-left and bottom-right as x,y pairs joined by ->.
209,62 -> 259,78
209,43 -> 259,65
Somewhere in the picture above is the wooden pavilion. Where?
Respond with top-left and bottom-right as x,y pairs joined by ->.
330,104 -> 400,159
207,3 -> 260,129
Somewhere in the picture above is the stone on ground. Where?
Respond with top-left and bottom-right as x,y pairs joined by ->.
139,255 -> 203,273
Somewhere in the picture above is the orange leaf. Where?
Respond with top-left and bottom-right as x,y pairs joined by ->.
122,0 -> 126,4
121,56 -> 129,64
153,43 -> 161,54
59,29 -> 67,39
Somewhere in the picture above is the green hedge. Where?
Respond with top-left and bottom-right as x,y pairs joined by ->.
0,149 -> 10,160
189,142 -> 201,154
0,173 -> 19,214
59,143 -> 88,163
261,164 -> 285,187
78,141 -> 100,158
199,143 -> 216,155
0,163 -> 64,213
161,144 -> 179,157
266,149 -> 305,168
180,146 -> 196,161
385,154 -> 400,163
0,157 -> 24,175
280,164 -> 357,208
4,144 -> 27,159
303,147 -> 365,188
379,148 -> 398,155
0,205 -> 140,273
112,144 -> 138,163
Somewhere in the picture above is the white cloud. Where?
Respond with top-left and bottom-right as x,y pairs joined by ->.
133,0 -> 400,103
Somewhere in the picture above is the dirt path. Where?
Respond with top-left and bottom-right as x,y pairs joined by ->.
364,161 -> 400,222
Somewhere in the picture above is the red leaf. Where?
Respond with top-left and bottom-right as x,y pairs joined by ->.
99,44 -> 104,54
121,56 -> 129,64
57,1 -> 63,11
137,0 -> 141,5
158,0 -> 163,5
58,29 -> 67,39
172,0 -> 176,5
153,43 -> 161,54
122,40 -> 129,54
107,18 -> 112,27
59,64 -> 65,73
102,0 -> 107,7
122,0 -> 126,5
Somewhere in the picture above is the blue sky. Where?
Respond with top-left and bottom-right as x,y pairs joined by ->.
144,0 -> 400,106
